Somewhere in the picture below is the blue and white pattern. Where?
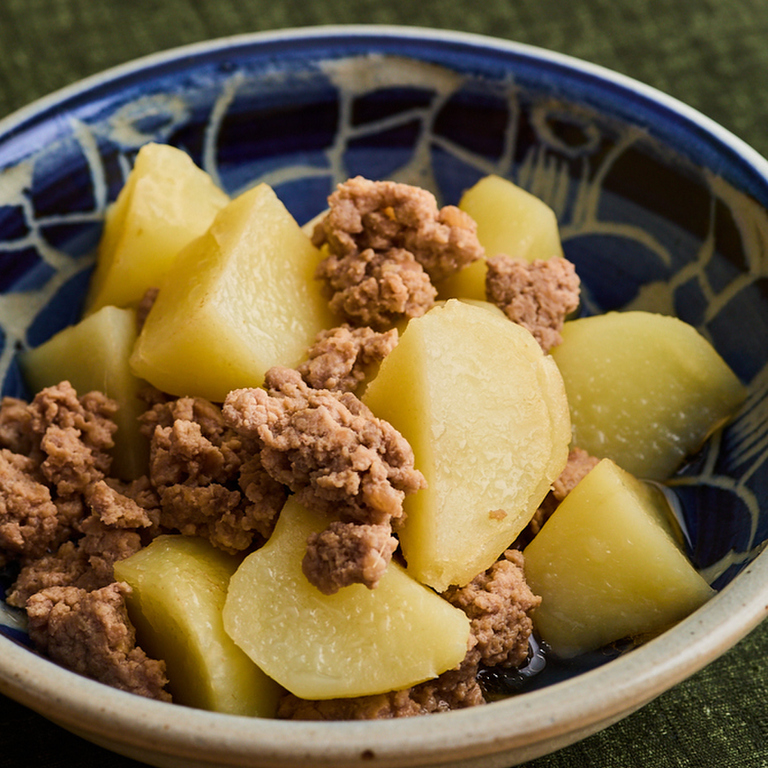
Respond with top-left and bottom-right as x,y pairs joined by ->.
2,28 -> 768,679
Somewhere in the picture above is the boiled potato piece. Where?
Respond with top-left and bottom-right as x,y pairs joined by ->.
19,305 -> 147,480
223,498 -> 470,701
86,143 -> 229,313
114,535 -> 281,716
363,299 -> 571,591
435,259 -> 487,302
437,174 -> 564,301
551,311 -> 746,480
524,458 -> 715,658
130,183 -> 336,401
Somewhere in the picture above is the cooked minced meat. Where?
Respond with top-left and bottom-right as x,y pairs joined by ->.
444,549 -> 540,668
26,582 -> 170,701
140,396 -> 287,553
223,366 -> 425,592
223,366 -> 425,527
316,246 -> 437,330
298,324 -> 398,392
313,177 -> 484,329
485,255 -> 580,352
303,521 -> 399,595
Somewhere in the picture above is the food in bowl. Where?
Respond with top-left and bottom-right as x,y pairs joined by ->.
0,140 -> 744,719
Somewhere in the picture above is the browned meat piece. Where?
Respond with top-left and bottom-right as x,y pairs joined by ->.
141,396 -> 286,553
0,397 -> 37,456
313,176 -> 484,283
0,385 -> 120,545
7,484 -> 153,607
552,446 -> 600,500
7,528 -> 140,609
485,255 -> 580,352
26,582 -> 170,701
223,367 -> 425,526
158,483 -> 250,553
223,366 -> 424,591
38,425 -> 105,497
85,478 -> 158,530
316,246 -> 436,330
148,420 -> 239,488
405,659 -> 485,714
111,473 -> 162,512
5,541 -> 89,607
0,449 -> 61,559
277,658 -> 483,720
141,396 -> 243,488
238,451 -> 286,540
313,177 -> 484,329
444,549 -> 540,668
297,324 -> 398,392
76,514 -> 145,588
141,395 -> 237,444
303,521 -> 398,594
95,476 -> 162,537
29,383 -> 117,477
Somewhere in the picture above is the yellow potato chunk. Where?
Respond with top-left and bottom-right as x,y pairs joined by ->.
222,498 -> 470,701
363,299 -> 571,591
114,535 -> 281,716
437,174 -> 564,301
524,458 -> 715,658
86,143 -> 229,313
551,311 -> 747,480
435,259 -> 487,302
19,305 -> 147,480
130,182 -> 336,401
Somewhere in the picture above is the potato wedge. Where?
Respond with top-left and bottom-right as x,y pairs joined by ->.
115,535 -> 281,716
223,498 -> 470,701
524,458 -> 715,657
363,299 -> 570,591
130,182 -> 336,401
551,311 -> 746,479
86,143 -> 229,313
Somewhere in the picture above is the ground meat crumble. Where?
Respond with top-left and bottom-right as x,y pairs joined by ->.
297,324 -> 398,392
26,582 -> 170,701
485,254 -> 581,353
223,366 -> 425,594
140,395 -> 287,552
303,521 -> 399,596
313,177 -> 485,329
444,549 -> 540,669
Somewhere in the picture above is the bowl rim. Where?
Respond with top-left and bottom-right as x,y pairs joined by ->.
3,24 -> 768,192
2,23 -> 768,767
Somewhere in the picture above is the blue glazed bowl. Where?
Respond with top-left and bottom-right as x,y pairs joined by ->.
2,25 -> 768,768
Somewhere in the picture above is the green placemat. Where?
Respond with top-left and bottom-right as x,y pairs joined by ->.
2,1 -> 768,766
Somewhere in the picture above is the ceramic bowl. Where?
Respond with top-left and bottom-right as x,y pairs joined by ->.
2,25 -> 768,768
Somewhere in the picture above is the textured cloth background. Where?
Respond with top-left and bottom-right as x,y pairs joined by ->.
2,0 -> 768,766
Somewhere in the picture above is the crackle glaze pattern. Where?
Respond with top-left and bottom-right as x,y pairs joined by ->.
2,31 -> 768,685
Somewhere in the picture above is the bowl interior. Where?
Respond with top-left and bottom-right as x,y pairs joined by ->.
2,25 -> 768,760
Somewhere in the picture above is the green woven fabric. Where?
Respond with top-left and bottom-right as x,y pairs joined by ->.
2,1 -> 768,766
